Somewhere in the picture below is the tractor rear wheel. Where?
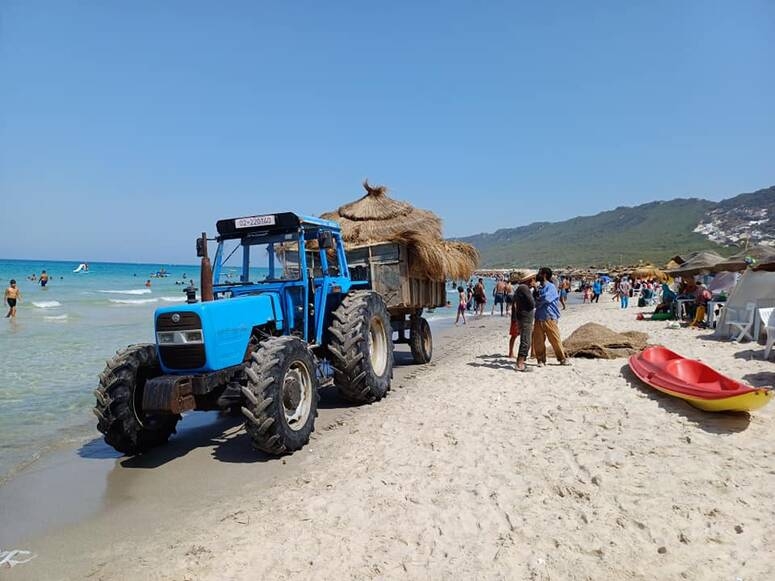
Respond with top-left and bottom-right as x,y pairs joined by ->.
241,336 -> 319,455
94,344 -> 180,455
409,316 -> 433,364
328,291 -> 393,403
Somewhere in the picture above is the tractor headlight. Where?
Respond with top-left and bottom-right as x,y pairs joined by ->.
183,330 -> 203,343
157,331 -> 177,344
156,330 -> 204,345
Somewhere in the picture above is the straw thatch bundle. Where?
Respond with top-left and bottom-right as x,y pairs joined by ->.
322,181 -> 443,243
562,323 -> 648,359
631,264 -> 668,281
322,180 -> 478,281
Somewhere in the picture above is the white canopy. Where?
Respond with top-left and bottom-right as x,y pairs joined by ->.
714,270 -> 775,340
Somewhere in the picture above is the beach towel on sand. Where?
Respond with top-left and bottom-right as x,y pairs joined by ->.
562,323 -> 648,359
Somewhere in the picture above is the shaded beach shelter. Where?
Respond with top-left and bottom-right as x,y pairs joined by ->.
664,251 -> 726,277
321,180 -> 478,281
713,245 -> 775,273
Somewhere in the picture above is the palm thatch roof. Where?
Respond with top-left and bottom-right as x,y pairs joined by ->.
712,244 -> 775,273
630,264 -> 669,281
664,251 -> 726,277
322,181 -> 443,243
322,180 -> 478,281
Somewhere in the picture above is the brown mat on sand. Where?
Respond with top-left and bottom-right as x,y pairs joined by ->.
562,323 -> 649,359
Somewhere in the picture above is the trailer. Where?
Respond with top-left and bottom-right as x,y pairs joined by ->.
346,241 -> 446,364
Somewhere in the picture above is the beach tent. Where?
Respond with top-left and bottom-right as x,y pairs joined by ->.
707,271 -> 738,293
714,269 -> 775,339
664,251 -> 726,277
711,245 -> 775,273
321,180 -> 478,281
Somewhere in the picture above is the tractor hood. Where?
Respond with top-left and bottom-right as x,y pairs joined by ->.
154,292 -> 284,373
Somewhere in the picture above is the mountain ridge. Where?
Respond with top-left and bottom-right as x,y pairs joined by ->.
455,186 -> 774,268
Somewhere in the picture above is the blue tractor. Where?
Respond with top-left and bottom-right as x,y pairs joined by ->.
94,212 -> 394,455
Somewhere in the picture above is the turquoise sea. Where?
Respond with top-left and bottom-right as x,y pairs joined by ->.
0,258 -> 473,482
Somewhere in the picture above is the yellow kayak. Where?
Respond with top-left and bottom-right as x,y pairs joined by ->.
629,346 -> 773,413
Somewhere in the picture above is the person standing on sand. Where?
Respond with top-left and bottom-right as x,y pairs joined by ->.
591,278 -> 602,303
509,277 -> 535,371
504,280 -> 514,314
5,279 -> 21,318
455,286 -> 467,326
558,277 -> 569,310
619,277 -> 631,309
491,276 -> 507,316
531,267 -> 570,367
474,278 -> 486,317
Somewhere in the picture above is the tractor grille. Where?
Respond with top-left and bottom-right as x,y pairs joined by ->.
159,345 -> 206,370
156,312 -> 202,331
156,312 -> 205,369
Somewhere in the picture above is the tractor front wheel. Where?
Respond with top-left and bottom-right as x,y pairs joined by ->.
241,336 -> 319,455
94,344 -> 180,455
328,291 -> 394,403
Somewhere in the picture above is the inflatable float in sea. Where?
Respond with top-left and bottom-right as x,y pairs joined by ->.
73,263 -> 89,273
628,346 -> 772,412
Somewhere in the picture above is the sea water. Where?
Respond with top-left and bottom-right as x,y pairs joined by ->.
0,258 -> 478,482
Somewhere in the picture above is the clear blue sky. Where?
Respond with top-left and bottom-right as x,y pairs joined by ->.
1,1 -> 773,263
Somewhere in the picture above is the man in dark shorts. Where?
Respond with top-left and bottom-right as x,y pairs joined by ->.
473,278 -> 486,316
5,279 -> 21,318
39,270 -> 49,287
509,275 -> 535,371
491,276 -> 507,316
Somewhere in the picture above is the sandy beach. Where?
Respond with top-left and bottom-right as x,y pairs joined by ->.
3,298 -> 775,580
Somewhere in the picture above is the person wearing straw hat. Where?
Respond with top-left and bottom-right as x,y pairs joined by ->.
532,267 -> 571,367
509,274 -> 535,372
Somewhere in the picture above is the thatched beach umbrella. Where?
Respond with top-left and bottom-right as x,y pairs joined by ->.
322,180 -> 478,281
664,251 -> 726,277
631,264 -> 668,281
712,245 -> 775,273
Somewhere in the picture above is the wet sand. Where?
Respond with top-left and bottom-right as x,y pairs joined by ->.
3,302 -> 775,580
0,320 -> 460,565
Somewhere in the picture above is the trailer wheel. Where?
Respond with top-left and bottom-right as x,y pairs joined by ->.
94,344 -> 180,455
410,316 -> 433,364
241,336 -> 319,455
328,290 -> 394,403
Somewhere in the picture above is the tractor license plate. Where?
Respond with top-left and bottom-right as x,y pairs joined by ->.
235,214 -> 275,228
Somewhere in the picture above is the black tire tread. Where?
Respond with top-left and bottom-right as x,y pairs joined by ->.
409,316 -> 433,364
241,336 -> 319,455
328,291 -> 394,403
94,344 -> 179,455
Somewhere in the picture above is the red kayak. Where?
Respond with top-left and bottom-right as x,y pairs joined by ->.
628,346 -> 772,412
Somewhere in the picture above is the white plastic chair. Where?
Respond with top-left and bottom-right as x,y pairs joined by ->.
763,308 -> 775,360
726,302 -> 756,342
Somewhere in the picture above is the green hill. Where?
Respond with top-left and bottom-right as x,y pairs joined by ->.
456,198 -> 728,268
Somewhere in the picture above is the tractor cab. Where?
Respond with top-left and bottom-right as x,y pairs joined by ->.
206,212 -> 355,345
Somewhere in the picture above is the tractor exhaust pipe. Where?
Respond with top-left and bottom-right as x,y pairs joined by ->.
199,232 -> 214,302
